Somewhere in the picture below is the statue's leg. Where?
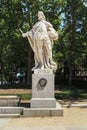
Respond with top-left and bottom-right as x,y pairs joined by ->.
44,40 -> 57,69
44,40 -> 52,62
37,46 -> 44,69
32,55 -> 39,71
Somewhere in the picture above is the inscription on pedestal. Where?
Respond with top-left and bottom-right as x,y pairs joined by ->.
34,69 -> 53,74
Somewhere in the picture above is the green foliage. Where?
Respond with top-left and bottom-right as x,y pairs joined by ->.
0,0 -> 87,85
55,0 -> 87,85
0,0 -> 62,83
0,83 -> 31,89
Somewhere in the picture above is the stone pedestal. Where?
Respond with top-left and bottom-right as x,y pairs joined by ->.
23,69 -> 63,117
31,70 -> 56,108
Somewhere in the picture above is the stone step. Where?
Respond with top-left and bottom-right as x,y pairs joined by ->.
0,95 -> 21,106
63,104 -> 87,107
0,95 -> 20,106
0,114 -> 20,118
0,107 -> 23,114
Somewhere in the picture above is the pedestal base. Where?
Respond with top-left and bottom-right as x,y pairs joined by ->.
23,102 -> 63,117
31,98 -> 56,108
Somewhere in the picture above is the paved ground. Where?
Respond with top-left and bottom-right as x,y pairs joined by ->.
0,89 -> 87,129
0,107 -> 87,130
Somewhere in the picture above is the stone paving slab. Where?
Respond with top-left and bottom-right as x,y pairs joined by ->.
2,126 -> 87,130
2,126 -> 66,130
0,119 -> 11,129
0,119 -> 87,130
66,127 -> 87,130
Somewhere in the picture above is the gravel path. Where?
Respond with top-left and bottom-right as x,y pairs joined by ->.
0,89 -> 32,94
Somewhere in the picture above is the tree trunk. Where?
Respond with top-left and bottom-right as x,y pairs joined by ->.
27,48 -> 32,85
0,64 -> 3,85
1,74 -> 3,85
68,65 -> 72,86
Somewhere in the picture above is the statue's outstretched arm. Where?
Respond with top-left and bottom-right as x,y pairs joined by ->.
19,28 -> 28,38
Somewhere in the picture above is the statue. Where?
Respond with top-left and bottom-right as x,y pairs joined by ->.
20,11 -> 58,71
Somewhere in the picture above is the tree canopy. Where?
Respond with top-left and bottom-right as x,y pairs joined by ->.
0,0 -> 87,85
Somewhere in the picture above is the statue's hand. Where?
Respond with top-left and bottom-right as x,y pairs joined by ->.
22,33 -> 27,38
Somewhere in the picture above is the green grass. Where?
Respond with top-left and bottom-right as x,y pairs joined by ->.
55,85 -> 87,100
0,84 -> 87,100
0,92 -> 87,100
0,93 -> 32,100
20,93 -> 32,100
55,92 -> 87,100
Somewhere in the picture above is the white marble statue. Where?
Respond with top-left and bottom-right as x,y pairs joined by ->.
20,11 -> 58,71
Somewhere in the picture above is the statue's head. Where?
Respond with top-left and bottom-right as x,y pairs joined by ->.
38,11 -> 46,21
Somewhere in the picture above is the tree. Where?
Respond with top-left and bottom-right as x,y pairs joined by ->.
2,0 -> 87,86
59,0 -> 87,85
0,0 -> 26,82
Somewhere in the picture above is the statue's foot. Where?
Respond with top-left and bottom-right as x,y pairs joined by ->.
50,61 -> 56,65
32,66 -> 38,71
40,65 -> 45,70
51,64 -> 57,71
48,64 -> 53,69
44,63 -> 49,69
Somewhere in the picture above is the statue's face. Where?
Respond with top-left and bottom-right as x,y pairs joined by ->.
38,11 -> 45,20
